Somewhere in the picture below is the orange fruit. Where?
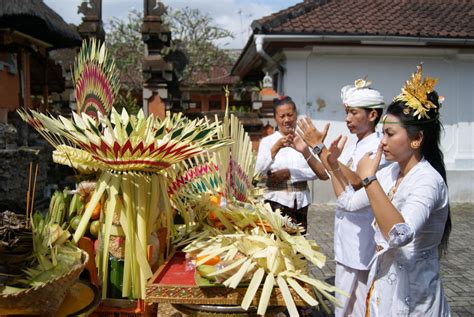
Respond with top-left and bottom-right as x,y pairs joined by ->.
197,255 -> 221,265
85,199 -> 101,220
209,195 -> 221,206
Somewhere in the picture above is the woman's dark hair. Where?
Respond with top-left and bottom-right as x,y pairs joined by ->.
386,91 -> 451,256
273,96 -> 296,115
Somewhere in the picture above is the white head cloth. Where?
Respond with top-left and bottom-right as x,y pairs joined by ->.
341,78 -> 384,109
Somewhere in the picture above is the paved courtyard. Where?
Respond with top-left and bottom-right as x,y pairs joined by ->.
158,203 -> 474,316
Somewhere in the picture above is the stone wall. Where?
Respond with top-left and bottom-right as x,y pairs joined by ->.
0,146 -> 51,211
0,122 -> 17,148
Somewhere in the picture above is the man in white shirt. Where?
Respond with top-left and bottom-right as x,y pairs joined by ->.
297,78 -> 388,316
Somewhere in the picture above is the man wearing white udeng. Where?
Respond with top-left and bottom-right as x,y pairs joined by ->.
298,78 -> 387,316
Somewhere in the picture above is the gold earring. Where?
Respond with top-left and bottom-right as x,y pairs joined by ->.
410,141 -> 420,149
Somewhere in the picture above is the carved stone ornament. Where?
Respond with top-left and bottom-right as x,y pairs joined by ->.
262,72 -> 273,88
145,0 -> 167,17
77,0 -> 101,20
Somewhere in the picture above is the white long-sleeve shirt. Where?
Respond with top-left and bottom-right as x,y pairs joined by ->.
337,159 -> 450,316
256,131 -> 317,209
334,131 -> 387,270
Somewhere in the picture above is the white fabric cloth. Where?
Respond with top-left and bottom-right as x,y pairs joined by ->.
335,132 -> 388,270
333,132 -> 387,317
255,131 -> 317,208
335,263 -> 369,317
337,159 -> 451,316
341,84 -> 384,108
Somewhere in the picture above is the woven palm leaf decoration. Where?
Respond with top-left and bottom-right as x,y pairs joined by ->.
73,39 -> 120,118
167,87 -> 264,245
167,155 -> 220,233
18,40 -> 231,300
168,87 -> 258,207
19,109 -> 99,173
214,115 -> 254,202
216,87 -> 257,202
183,201 -> 345,316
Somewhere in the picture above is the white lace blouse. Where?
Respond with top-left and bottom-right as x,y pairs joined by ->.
337,159 -> 451,316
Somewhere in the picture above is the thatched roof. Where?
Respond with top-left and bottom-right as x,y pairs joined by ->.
0,0 -> 81,48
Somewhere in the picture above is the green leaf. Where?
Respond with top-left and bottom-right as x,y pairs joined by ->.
192,128 -> 212,141
171,127 -> 184,140
125,122 -> 133,136
154,125 -> 165,138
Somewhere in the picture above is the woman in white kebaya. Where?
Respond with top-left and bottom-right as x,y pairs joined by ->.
255,96 -> 328,231
324,65 -> 451,316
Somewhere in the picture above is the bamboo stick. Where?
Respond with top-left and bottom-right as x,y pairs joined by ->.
26,162 -> 33,227
30,163 -> 39,224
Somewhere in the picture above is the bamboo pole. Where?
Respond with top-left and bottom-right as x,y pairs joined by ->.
26,162 -> 33,228
30,163 -> 39,223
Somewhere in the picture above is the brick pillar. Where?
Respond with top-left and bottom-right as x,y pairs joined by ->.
148,92 -> 165,119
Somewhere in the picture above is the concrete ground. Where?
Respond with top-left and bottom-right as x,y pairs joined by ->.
157,203 -> 474,316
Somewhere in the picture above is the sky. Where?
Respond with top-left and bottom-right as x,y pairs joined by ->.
43,0 -> 302,49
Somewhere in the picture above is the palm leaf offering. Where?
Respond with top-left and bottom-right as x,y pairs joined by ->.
18,108 -> 230,299
18,39 -> 231,300
167,156 -> 220,237
0,211 -> 86,316
183,202 -> 345,316
18,108 -> 229,173
215,112 -> 257,202
1,211 -> 83,293
73,39 -> 120,118
168,88 -> 259,213
167,108 -> 263,241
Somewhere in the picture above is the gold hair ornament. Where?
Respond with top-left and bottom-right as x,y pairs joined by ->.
394,64 -> 439,119
381,114 -> 402,124
354,76 -> 372,89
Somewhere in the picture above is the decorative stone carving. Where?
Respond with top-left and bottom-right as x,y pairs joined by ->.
144,0 -> 166,18
77,0 -> 101,19
263,72 -> 273,88
77,0 -> 105,41
142,0 -> 182,117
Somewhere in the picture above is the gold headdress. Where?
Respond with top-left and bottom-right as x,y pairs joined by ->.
394,63 -> 439,119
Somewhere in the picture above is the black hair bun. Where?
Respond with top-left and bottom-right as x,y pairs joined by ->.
427,90 -> 440,108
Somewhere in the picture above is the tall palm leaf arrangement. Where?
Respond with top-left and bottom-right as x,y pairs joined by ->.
18,39 -> 231,300
167,87 -> 263,244
73,39 -> 120,118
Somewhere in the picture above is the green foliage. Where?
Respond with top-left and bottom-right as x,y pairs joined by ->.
105,7 -> 234,87
106,10 -> 144,91
232,80 -> 262,101
113,91 -> 141,116
165,7 -> 234,78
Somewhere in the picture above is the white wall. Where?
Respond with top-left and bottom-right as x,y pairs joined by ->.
281,46 -> 474,202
